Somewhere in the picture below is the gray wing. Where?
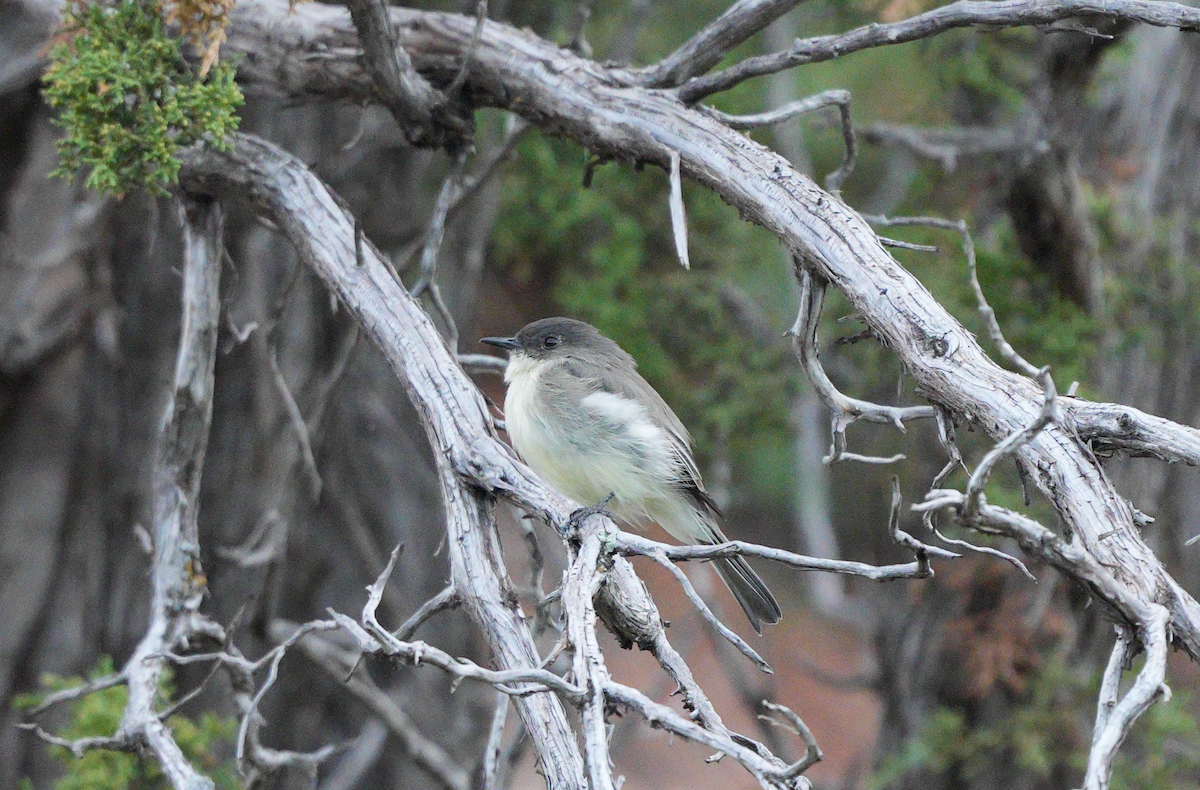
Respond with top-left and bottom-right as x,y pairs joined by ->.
564,356 -> 722,517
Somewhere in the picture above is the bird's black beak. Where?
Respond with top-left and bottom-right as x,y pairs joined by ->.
481,336 -> 520,351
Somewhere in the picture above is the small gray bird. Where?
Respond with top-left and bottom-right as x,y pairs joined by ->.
482,317 -> 781,634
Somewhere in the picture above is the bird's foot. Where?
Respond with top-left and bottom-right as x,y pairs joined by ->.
565,492 -> 615,534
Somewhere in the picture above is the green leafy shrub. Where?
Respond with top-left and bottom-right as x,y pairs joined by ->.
41,0 -> 242,196
871,657 -> 1200,790
15,657 -> 239,790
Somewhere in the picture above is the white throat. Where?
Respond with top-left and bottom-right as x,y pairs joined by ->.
503,352 -> 546,385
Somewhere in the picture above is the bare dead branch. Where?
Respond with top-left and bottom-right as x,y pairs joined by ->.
16,724 -> 133,758
704,89 -> 856,191
396,116 -> 532,271
594,556 -> 731,735
560,525 -> 616,790
446,0 -> 487,97
862,122 -> 1029,172
97,196 -> 226,790
640,0 -> 805,88
877,236 -> 938,253
394,583 -> 461,641
1086,614 -> 1170,790
458,352 -> 508,375
931,527 -> 1035,581
645,549 -> 773,673
179,132 -> 589,786
481,692 -> 509,790
173,3 -> 1200,774
677,0 -> 1200,102
1067,399 -> 1200,466
761,702 -> 823,778
614,528 -> 950,580
411,153 -> 468,350
27,672 -> 127,716
347,548 -> 586,702
268,619 -> 472,790
269,346 -> 323,501
345,0 -> 467,147
604,682 -> 807,788
789,266 -> 936,463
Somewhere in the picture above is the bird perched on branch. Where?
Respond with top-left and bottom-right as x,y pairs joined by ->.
482,317 -> 781,633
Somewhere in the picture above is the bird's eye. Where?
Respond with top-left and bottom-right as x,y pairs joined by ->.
543,335 -> 561,349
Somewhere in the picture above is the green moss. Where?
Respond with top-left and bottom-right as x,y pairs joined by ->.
42,0 -> 242,196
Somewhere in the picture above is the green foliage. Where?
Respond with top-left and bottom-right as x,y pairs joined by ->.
871,658 -> 1086,788
871,657 -> 1200,790
16,657 -> 239,790
924,28 -> 1038,120
42,0 -> 242,196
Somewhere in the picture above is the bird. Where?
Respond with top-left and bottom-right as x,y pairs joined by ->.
481,317 -> 781,634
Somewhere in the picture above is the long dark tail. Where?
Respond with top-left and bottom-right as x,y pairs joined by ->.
712,554 -> 781,635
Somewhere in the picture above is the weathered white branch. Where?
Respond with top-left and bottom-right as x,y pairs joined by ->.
117,197 -> 224,790
350,548 -> 586,703
789,267 -> 937,464
760,702 -> 823,779
704,89 -> 856,191
862,123 -> 1029,172
614,529 -> 949,580
604,681 -> 807,789
676,0 -> 1200,102
668,150 -> 690,269
1066,399 -> 1200,466
1085,612 -> 1170,790
344,0 -> 466,147
481,691 -> 509,790
639,0 -> 805,87
394,583 -> 461,640
410,153 -> 466,349
561,524 -> 616,790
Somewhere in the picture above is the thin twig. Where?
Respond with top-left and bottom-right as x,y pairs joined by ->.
394,584 -> 461,641
862,122 -> 1028,172
615,528 -> 951,579
705,89 -> 856,191
761,702 -> 823,778
446,0 -> 488,97
268,619 -> 471,790
348,547 -> 586,702
482,691 -> 509,790
640,0 -> 806,88
789,265 -> 936,463
645,550 -> 773,673
344,0 -> 466,147
27,672 -> 127,716
675,0 -> 1200,103
269,346 -> 323,501
411,154 -> 468,350
931,527 -> 1035,581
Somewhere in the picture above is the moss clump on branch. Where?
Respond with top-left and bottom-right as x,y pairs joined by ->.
42,0 -> 242,197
